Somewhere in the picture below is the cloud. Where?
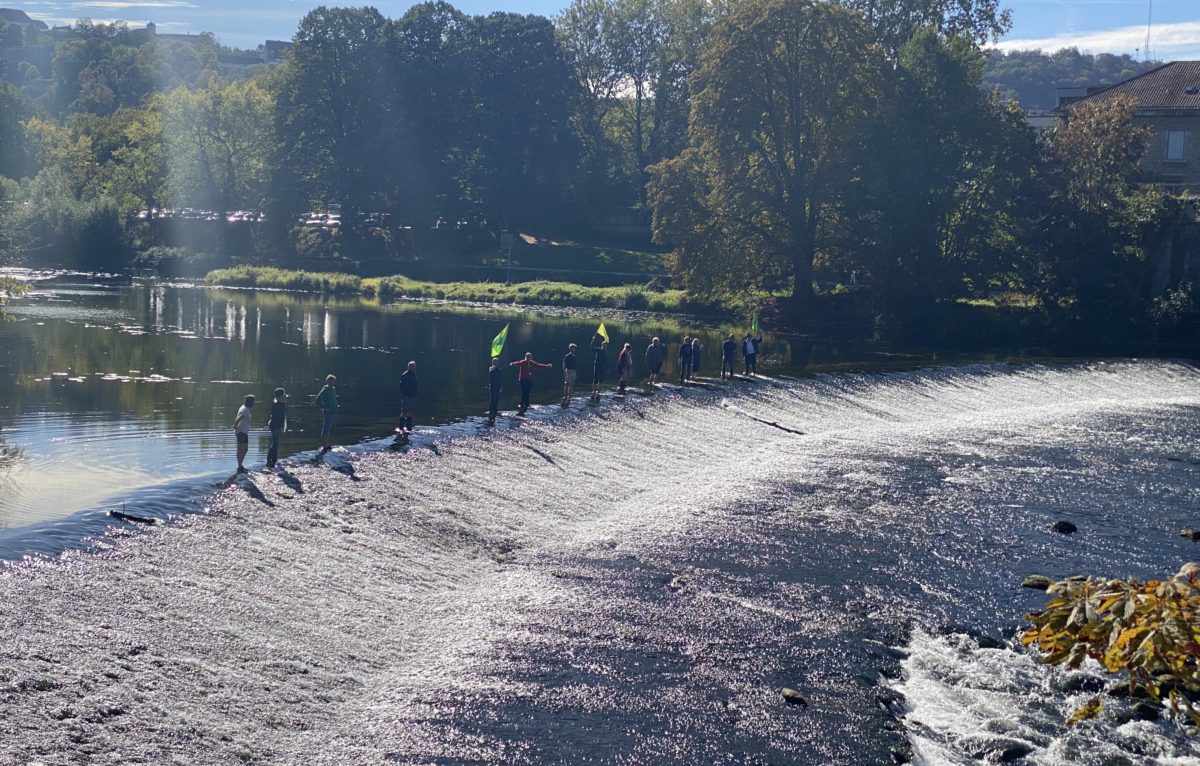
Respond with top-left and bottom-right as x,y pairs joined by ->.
995,20 -> 1200,59
73,1 -> 199,8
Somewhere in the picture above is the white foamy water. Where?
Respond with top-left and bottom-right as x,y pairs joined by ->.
2,361 -> 1200,764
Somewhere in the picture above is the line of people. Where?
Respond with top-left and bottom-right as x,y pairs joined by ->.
232,332 -> 763,471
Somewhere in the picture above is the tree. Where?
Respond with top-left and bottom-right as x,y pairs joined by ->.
1044,94 -> 1151,215
0,82 -> 35,180
462,12 -> 581,228
384,1 -> 473,224
855,28 -> 1037,309
831,0 -> 1010,53
1032,94 -> 1165,323
273,6 -> 390,225
162,80 -> 274,221
104,103 -> 167,213
647,0 -> 884,312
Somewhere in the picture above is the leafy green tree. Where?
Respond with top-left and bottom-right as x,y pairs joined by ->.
273,6 -> 390,224
1031,93 -> 1167,324
162,79 -> 274,220
384,1 -> 472,224
462,12 -> 581,228
832,0 -> 1010,52
104,103 -> 167,213
856,28 -> 1037,308
0,82 -> 35,180
647,0 -> 884,312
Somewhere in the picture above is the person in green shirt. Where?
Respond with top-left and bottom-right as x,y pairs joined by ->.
315,374 -> 338,453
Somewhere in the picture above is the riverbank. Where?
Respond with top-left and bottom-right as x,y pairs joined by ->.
204,266 -> 696,314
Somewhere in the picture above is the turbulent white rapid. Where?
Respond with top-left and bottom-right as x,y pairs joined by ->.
3,361 -> 1200,764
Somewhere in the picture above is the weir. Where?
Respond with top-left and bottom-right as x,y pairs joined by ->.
2,361 -> 1200,763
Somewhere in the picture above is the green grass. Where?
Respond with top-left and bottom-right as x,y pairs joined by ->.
204,266 -> 362,294
205,266 -> 691,312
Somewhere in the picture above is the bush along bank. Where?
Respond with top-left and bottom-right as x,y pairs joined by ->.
204,266 -> 694,313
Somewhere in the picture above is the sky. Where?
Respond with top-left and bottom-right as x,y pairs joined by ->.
7,0 -> 1200,59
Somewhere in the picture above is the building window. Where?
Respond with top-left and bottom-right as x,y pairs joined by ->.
1166,131 -> 1187,162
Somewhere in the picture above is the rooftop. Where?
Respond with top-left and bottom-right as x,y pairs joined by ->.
1071,60 -> 1200,111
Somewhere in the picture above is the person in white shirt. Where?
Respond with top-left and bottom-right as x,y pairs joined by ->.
233,394 -> 255,474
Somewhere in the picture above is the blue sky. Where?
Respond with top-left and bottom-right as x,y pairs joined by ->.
9,0 -> 1200,58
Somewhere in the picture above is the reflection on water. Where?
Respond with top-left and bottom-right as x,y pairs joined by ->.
0,276 -> 986,559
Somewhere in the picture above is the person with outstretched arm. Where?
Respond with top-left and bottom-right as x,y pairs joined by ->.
399,360 -> 418,433
616,342 -> 633,394
487,357 -> 503,424
721,334 -> 737,380
233,394 -> 255,474
511,352 -> 552,414
645,337 -> 665,386
562,343 -> 578,407
743,335 -> 758,376
315,374 -> 338,452
266,388 -> 287,469
591,334 -> 608,400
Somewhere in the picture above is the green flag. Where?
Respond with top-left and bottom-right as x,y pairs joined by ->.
490,322 -> 509,358
751,313 -> 760,334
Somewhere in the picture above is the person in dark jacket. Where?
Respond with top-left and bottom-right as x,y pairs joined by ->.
690,337 -> 702,378
615,342 -> 633,394
721,334 -> 737,380
644,337 -> 665,386
591,334 -> 608,400
266,387 -> 287,468
743,334 -> 762,376
487,357 -> 502,424
562,343 -> 578,407
679,336 -> 693,384
315,374 -> 338,453
399,360 -> 418,433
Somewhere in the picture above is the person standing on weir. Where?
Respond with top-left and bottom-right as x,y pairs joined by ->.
616,342 -> 633,394
233,394 -> 255,473
562,343 -> 578,407
690,337 -> 702,378
743,335 -> 758,376
487,356 -> 502,424
645,337 -> 665,386
266,388 -> 287,469
680,336 -> 693,384
721,334 -> 737,380
399,360 -> 418,433
316,374 -> 338,452
511,352 -> 551,414
591,332 -> 609,401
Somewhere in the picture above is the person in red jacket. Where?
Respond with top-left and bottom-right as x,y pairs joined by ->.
510,352 -> 552,414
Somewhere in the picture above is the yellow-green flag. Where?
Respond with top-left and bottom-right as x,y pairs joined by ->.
596,322 -> 609,343
490,322 -> 509,358
751,314 -> 760,334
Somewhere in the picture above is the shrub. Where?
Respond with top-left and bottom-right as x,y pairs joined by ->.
1022,564 -> 1200,726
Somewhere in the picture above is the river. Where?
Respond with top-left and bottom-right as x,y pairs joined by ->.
1,276 -> 1199,764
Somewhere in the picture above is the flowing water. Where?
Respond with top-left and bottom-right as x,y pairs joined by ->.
2,276 -> 1200,764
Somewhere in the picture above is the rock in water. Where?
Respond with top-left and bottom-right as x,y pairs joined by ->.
1021,574 -> 1054,591
1180,529 -> 1200,542
1051,520 -> 1077,534
781,688 -> 808,706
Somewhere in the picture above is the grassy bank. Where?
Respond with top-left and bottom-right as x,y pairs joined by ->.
204,266 -> 692,312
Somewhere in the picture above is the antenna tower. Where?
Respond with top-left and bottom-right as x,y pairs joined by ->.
1144,0 -> 1153,62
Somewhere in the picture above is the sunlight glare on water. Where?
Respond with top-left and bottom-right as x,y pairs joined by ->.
2,359 -> 1200,763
